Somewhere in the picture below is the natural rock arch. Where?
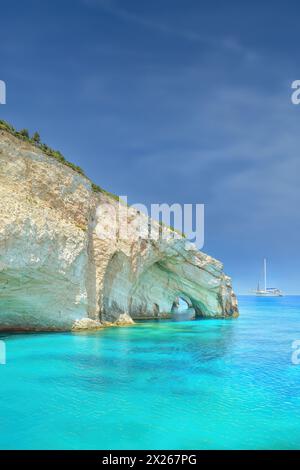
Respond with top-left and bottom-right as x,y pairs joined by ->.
99,237 -> 238,324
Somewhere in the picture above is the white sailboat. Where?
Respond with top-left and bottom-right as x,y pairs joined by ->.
254,258 -> 283,297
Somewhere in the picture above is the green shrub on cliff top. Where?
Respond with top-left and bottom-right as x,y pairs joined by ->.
0,119 -> 14,133
32,131 -> 41,143
91,183 -> 119,201
19,128 -> 29,138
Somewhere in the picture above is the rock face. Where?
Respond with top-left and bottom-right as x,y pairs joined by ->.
0,130 -> 238,331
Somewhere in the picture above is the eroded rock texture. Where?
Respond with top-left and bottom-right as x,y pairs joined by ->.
0,130 -> 238,330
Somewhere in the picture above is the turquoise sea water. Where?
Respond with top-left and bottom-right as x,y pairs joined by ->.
0,296 -> 300,450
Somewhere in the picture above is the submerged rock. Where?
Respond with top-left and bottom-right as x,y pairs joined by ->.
0,130 -> 238,331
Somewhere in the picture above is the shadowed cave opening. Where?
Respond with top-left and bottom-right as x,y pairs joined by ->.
153,303 -> 160,317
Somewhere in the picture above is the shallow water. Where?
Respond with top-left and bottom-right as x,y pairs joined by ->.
0,296 -> 300,449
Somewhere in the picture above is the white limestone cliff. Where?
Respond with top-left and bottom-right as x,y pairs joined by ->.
0,130 -> 238,331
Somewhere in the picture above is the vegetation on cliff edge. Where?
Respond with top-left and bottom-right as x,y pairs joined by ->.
0,119 -> 185,236
0,119 -> 119,201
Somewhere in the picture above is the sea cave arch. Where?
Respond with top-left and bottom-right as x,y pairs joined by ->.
100,252 -> 214,322
128,259 -> 211,320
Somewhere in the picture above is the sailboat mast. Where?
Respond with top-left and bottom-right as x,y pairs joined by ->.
264,258 -> 267,291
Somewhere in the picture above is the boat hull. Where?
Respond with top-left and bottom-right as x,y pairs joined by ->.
255,291 -> 283,297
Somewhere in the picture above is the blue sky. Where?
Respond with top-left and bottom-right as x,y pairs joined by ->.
1,0 -> 300,293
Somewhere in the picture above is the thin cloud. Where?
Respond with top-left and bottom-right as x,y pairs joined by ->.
83,0 -> 249,54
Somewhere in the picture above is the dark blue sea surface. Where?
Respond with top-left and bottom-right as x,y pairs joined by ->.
0,296 -> 300,449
